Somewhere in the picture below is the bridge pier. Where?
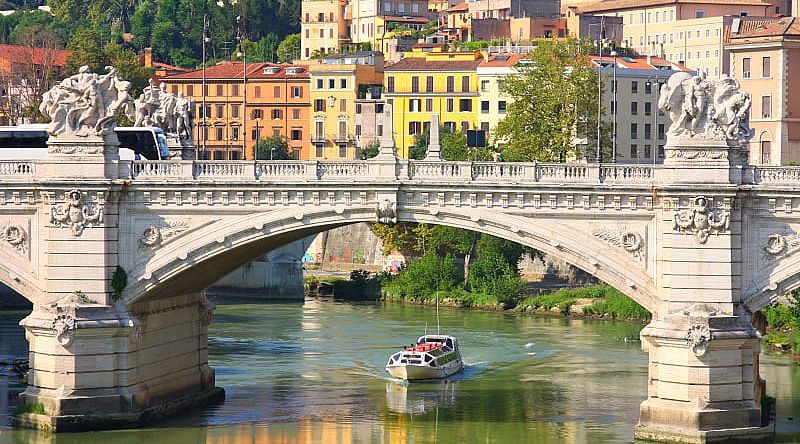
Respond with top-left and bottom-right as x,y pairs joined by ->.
635,314 -> 772,443
14,293 -> 223,432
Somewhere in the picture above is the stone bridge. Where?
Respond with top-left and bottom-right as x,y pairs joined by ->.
0,74 -> 794,442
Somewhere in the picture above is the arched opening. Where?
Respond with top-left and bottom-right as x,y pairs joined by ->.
125,207 -> 660,314
0,282 -> 31,428
757,130 -> 774,165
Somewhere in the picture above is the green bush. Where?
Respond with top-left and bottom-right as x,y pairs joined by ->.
763,304 -> 796,329
520,285 -> 651,320
468,252 -> 526,307
14,403 -> 45,415
383,251 -> 462,302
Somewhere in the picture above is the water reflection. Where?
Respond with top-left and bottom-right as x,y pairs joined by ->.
0,301 -> 799,444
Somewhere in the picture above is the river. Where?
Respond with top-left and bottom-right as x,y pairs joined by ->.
1,299 -> 799,443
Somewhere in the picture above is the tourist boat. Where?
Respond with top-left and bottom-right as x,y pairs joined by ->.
385,334 -> 463,380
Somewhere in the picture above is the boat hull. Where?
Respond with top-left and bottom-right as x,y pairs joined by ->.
386,361 -> 462,381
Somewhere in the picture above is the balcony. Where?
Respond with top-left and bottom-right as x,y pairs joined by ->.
312,134 -> 327,143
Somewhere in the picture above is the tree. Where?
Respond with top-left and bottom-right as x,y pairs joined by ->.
256,135 -> 292,160
276,33 -> 300,63
494,37 -> 607,162
130,0 -> 156,48
356,139 -> 380,159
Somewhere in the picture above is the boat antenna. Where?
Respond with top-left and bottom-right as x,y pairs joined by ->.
436,279 -> 440,335
424,322 -> 428,336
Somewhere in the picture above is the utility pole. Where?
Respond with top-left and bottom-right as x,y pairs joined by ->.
202,14 -> 209,160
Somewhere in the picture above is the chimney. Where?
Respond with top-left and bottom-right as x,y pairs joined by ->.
143,47 -> 154,68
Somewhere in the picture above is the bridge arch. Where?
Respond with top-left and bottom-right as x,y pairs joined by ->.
0,248 -> 42,304
124,206 -> 661,314
745,252 -> 800,313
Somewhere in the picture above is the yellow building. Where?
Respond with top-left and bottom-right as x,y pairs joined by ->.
309,52 -> 384,159
301,0 -> 349,60
579,0 -> 776,78
384,50 -> 483,158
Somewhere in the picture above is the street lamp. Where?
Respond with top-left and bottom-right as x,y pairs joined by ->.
611,49 -> 617,163
645,74 -> 661,165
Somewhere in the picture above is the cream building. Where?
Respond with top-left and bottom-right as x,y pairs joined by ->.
476,53 -> 526,141
301,0 -> 349,59
592,54 -> 693,163
579,0 -> 777,78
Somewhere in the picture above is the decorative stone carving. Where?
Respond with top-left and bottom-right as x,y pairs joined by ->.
764,231 -> 800,258
376,199 -> 397,225
592,226 -> 645,262
51,313 -> 76,346
673,196 -> 729,244
50,190 -> 103,236
659,72 -> 754,145
138,221 -> 189,250
198,296 -> 215,326
39,65 -> 134,138
0,222 -> 27,254
134,79 -> 195,142
686,324 -> 712,357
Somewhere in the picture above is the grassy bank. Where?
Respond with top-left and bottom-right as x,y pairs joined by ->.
518,285 -> 651,320
762,295 -> 800,358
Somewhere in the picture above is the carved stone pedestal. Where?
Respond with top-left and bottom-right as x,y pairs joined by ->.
44,135 -> 123,180
661,139 -> 748,184
166,135 -> 196,160
635,312 -> 773,443
14,293 -> 223,432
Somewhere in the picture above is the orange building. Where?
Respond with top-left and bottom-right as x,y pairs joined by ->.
728,17 -> 800,165
160,61 -> 311,160
0,44 -> 72,125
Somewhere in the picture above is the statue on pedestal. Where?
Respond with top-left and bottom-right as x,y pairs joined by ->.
39,65 -> 134,138
133,80 -> 195,144
658,72 -> 754,145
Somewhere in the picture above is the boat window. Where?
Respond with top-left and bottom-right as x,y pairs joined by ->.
424,354 -> 432,362
446,338 -> 453,348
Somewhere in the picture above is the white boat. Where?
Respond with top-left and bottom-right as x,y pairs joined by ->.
385,334 -> 464,380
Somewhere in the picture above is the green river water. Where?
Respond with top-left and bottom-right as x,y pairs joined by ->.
1,299 -> 799,443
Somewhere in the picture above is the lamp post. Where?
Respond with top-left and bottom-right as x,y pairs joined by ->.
645,74 -> 661,165
593,16 -> 606,163
201,14 -> 210,160
611,49 -> 617,163
254,117 -> 260,160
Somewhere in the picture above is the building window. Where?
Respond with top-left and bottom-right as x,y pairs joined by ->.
339,98 -> 346,112
315,144 -> 323,157
480,101 -> 489,114
446,98 -> 454,112
272,128 -> 281,137
216,105 -> 224,118
186,85 -> 194,96
409,121 -> 421,135
252,109 -> 263,119
480,80 -> 489,92
761,140 -> 771,164
631,102 -> 638,115
630,144 -> 638,157
459,99 -> 472,112
338,120 -> 347,139
644,102 -> 652,116
338,144 -> 347,158
232,127 -> 240,140
425,98 -> 433,112
231,105 -> 239,118
216,84 -> 223,96
317,79 -> 324,89
695,9 -> 704,18
216,127 -> 224,140
644,123 -> 652,139
446,76 -> 454,93
355,103 -> 362,114
411,76 -> 419,93
743,57 -> 751,78
631,123 -> 638,139
329,79 -> 335,89
762,56 -> 771,78
340,78 -> 347,89
289,129 -> 301,141
444,121 -> 456,132
461,121 -> 469,132
355,125 -> 361,136
498,101 -> 507,114
314,99 -> 325,112
272,109 -> 282,119
410,99 -> 422,112
644,82 -> 652,94
658,124 -> 665,140
254,86 -> 261,98
387,76 -> 395,92
762,95 -> 771,118
292,109 -> 300,119
461,76 -> 469,92
426,76 -> 434,92
644,144 -> 651,159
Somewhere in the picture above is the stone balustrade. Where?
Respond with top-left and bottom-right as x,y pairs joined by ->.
0,161 -> 35,178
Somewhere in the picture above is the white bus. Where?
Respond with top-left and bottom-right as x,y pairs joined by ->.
0,125 -> 170,160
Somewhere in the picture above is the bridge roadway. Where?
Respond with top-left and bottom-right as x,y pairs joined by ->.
1,151 -> 799,442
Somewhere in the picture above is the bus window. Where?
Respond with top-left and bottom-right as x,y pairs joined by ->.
115,129 -> 160,160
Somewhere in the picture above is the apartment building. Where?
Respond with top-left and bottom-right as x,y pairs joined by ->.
591,54 -> 693,163
476,53 -> 525,140
580,0 -> 776,78
384,50 -> 483,158
301,0 -> 349,59
309,52 -> 384,159
160,62 -> 311,160
728,17 -> 800,165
